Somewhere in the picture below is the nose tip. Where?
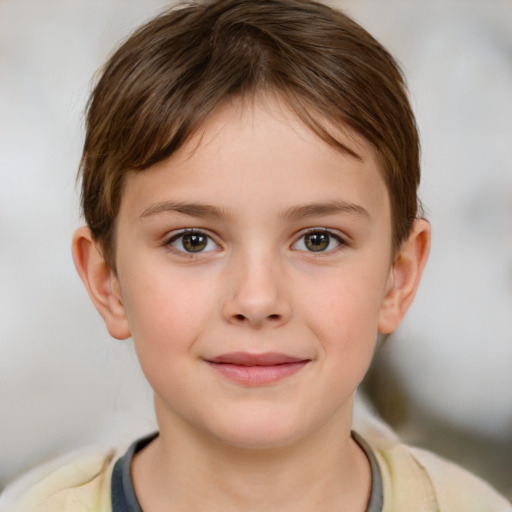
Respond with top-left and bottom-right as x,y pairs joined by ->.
225,304 -> 290,328
231,312 -> 284,326
222,261 -> 291,328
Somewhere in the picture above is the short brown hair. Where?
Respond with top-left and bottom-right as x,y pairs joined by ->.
80,0 -> 421,267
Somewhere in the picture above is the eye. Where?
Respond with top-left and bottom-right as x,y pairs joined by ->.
168,230 -> 218,253
293,230 -> 343,253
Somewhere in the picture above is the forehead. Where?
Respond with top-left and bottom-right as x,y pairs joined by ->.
119,97 -> 390,225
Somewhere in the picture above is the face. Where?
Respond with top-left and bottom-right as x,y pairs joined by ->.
112,98 -> 395,449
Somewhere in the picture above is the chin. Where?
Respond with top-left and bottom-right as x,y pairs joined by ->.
217,430 -> 304,451
207,411 -> 309,451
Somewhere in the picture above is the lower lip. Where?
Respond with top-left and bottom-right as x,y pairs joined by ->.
206,361 -> 309,386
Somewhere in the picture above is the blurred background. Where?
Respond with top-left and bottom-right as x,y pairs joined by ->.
1,0 -> 511,499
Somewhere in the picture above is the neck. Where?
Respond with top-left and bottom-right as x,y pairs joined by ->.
132,403 -> 371,512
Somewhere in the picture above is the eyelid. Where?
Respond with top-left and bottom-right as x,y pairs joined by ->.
164,228 -> 221,254
291,227 -> 348,252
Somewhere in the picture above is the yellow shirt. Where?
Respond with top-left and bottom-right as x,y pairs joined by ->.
2,429 -> 510,512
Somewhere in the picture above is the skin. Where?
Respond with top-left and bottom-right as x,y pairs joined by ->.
73,97 -> 430,511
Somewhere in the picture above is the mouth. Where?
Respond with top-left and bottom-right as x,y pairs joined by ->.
204,352 -> 310,386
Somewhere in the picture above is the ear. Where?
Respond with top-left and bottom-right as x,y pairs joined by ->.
72,226 -> 131,340
378,219 -> 431,334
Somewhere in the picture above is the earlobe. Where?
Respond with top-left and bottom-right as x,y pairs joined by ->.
72,227 -> 131,340
378,219 -> 431,334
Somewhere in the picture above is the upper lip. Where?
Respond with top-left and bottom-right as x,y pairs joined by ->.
206,352 -> 309,366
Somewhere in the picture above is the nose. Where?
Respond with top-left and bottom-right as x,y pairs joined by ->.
221,252 -> 292,329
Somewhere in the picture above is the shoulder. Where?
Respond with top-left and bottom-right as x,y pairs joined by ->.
376,440 -> 511,512
355,417 -> 511,512
406,445 -> 512,512
0,445 -> 122,512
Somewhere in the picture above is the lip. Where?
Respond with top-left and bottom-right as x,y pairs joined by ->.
205,352 -> 310,386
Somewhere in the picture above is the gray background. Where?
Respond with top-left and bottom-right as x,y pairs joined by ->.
1,0 -> 511,498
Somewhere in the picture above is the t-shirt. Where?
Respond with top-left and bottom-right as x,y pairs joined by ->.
109,432 -> 383,512
2,425 -> 511,512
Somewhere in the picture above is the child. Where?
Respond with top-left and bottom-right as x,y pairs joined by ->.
3,0 -> 511,510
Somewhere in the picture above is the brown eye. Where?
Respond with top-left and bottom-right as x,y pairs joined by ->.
169,231 -> 218,253
293,230 -> 342,253
304,232 -> 330,251
182,233 -> 207,252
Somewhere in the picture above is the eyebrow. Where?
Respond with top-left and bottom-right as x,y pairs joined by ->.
281,200 -> 370,221
140,201 -> 229,220
140,199 -> 369,222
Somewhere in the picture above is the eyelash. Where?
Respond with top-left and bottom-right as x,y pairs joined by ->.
164,228 -> 347,256
292,228 -> 347,254
164,229 -> 220,255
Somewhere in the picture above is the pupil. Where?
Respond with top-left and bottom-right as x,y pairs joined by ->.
305,232 -> 329,251
183,233 -> 207,252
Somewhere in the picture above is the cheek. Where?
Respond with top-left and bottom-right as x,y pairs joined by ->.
311,281 -> 381,399
299,267 -> 386,355
120,267 -> 220,400
121,264 -> 218,353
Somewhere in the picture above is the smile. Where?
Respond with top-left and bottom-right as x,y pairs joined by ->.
205,352 -> 310,386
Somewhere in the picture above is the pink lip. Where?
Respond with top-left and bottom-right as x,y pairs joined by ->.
205,352 -> 310,386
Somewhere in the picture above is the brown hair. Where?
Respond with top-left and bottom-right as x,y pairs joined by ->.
80,0 -> 421,268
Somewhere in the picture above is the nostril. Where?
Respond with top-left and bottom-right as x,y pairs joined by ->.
235,314 -> 245,321
268,314 -> 280,320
